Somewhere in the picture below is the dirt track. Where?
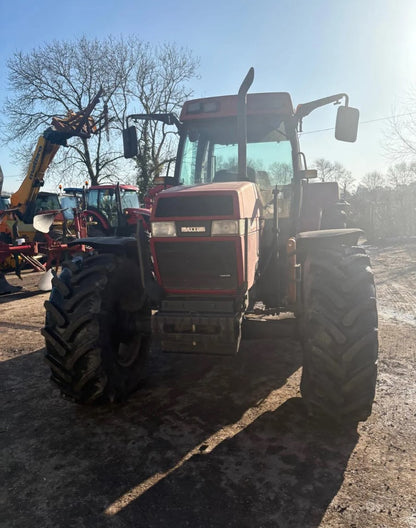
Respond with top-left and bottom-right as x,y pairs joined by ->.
1,240 -> 416,528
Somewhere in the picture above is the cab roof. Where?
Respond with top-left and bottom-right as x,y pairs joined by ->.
180,92 -> 294,122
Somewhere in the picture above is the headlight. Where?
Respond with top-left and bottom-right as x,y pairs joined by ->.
212,220 -> 241,236
151,221 -> 176,237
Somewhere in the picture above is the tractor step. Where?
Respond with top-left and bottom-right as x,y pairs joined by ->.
242,314 -> 296,339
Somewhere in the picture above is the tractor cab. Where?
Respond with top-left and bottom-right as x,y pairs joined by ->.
84,184 -> 148,236
34,191 -> 62,216
177,93 -> 295,186
175,93 -> 297,234
60,188 -> 84,221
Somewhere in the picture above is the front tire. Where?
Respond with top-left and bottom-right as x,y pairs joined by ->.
299,245 -> 378,424
42,252 -> 151,404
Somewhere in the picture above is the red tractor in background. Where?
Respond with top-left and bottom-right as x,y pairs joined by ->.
43,69 -> 378,425
81,183 -> 149,237
60,182 -> 148,238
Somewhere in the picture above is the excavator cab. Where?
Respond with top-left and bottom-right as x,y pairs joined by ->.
34,192 -> 61,215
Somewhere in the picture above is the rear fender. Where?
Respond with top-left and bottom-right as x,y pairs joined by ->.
69,235 -> 138,256
296,228 -> 363,256
124,209 -> 150,230
82,209 -> 110,233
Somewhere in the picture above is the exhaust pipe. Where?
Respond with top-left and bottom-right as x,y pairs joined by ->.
237,67 -> 254,181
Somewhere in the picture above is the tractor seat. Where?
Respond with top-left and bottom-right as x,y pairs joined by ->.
213,167 -> 256,183
255,170 -> 271,189
213,169 -> 240,182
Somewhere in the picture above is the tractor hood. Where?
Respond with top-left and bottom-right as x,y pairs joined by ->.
151,181 -> 261,221
150,181 -> 262,296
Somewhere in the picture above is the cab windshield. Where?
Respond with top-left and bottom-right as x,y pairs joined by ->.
87,188 -> 140,210
120,189 -> 140,209
35,193 -> 61,213
178,117 -> 294,187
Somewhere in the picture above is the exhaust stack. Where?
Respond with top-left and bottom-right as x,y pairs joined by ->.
237,68 -> 254,181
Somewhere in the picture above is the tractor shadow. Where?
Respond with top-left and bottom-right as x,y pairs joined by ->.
2,335 -> 358,528
115,397 -> 358,528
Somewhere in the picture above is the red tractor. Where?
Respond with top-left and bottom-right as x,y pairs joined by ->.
82,183 -> 149,237
43,69 -> 378,424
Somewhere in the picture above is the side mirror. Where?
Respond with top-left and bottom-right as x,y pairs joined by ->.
335,106 -> 359,142
122,126 -> 138,158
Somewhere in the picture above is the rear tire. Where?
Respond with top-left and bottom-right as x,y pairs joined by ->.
299,245 -> 378,424
42,252 -> 151,404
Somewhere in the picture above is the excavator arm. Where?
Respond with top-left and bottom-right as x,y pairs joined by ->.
10,89 -> 103,224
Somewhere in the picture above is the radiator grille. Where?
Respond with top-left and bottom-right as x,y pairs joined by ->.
155,240 -> 238,291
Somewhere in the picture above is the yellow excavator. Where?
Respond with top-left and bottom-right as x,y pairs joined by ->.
7,89 -> 102,231
0,90 -> 103,294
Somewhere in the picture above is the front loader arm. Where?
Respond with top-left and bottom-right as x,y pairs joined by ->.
10,136 -> 60,222
10,88 -> 103,224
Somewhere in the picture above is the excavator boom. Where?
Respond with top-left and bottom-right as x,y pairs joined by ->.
9,89 -> 102,223
10,137 -> 60,222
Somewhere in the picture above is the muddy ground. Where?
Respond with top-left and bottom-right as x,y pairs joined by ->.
1,240 -> 416,528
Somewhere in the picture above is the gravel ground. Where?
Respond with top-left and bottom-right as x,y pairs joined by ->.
1,239 -> 415,528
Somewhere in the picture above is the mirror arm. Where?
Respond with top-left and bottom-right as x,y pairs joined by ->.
295,93 -> 349,124
126,113 -> 182,131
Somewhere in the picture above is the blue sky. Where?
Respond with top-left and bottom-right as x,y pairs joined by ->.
1,0 -> 415,192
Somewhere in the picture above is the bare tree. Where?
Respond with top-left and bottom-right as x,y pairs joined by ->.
313,158 -> 354,194
314,158 -> 334,182
332,162 -> 354,195
386,162 -> 416,188
385,91 -> 416,163
2,36 -> 199,189
269,162 -> 292,185
132,43 -> 199,197
361,171 -> 385,191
